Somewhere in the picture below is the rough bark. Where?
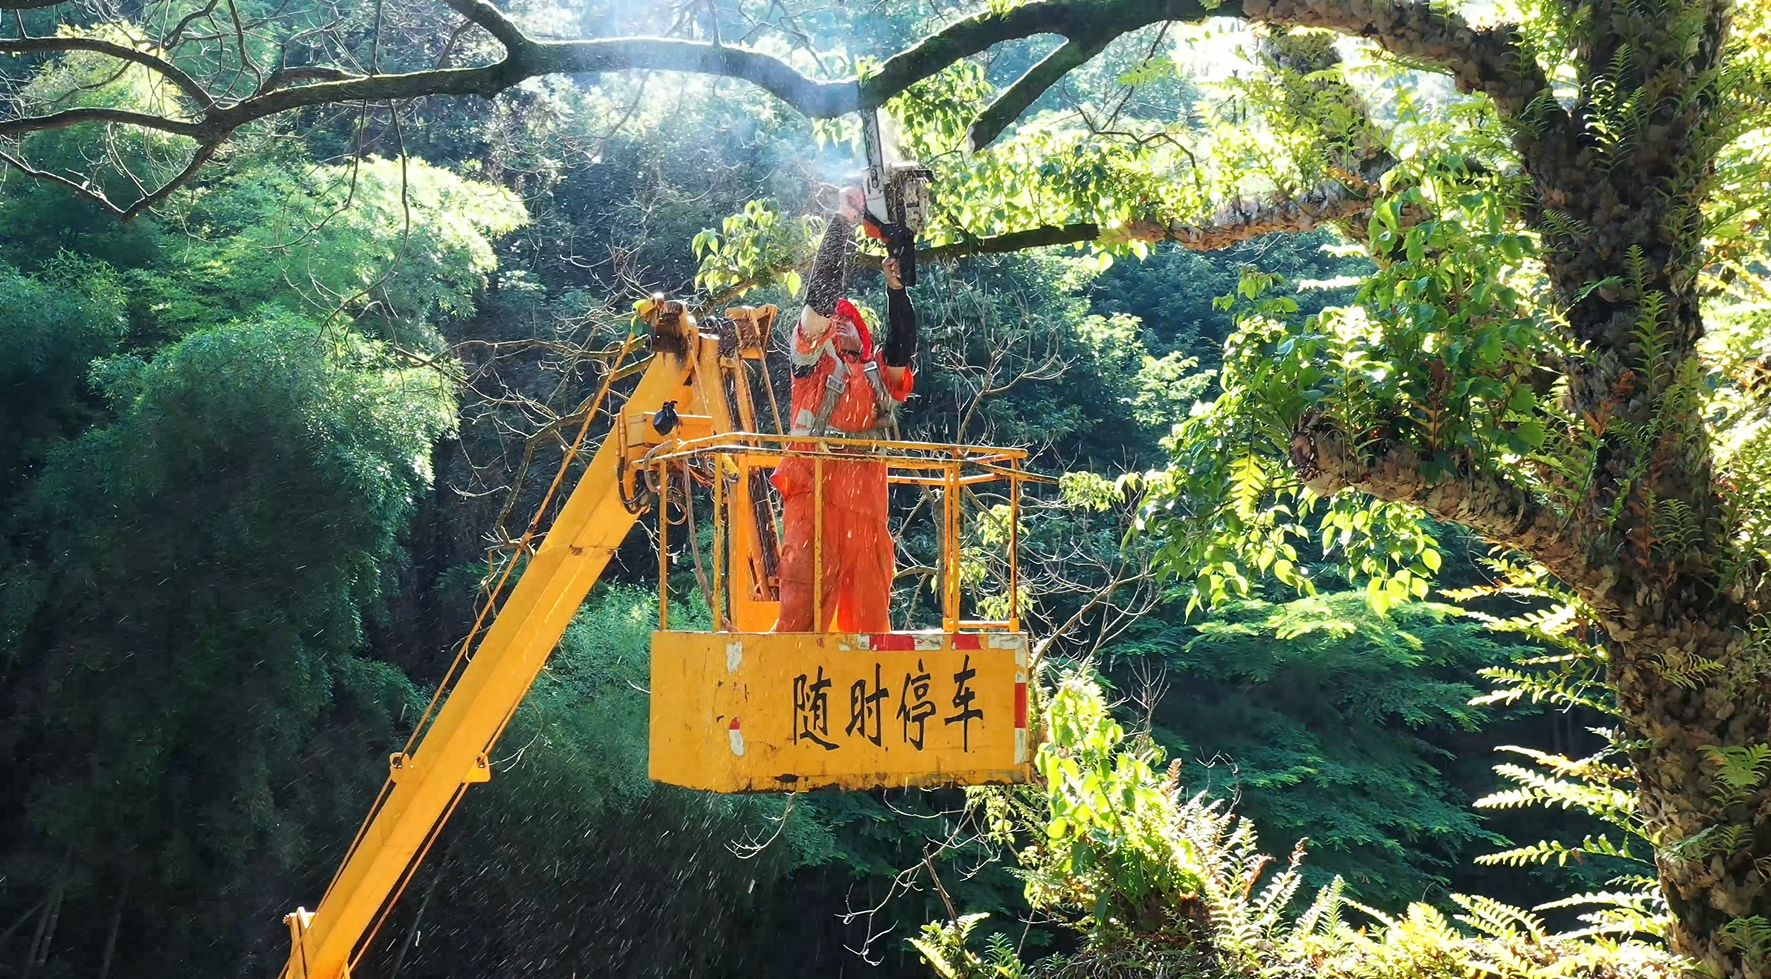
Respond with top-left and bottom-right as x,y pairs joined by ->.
1242,0 -> 1555,118
1292,328 -> 1768,979
1538,3 -> 1768,965
1115,181 -> 1378,249
1277,0 -> 1771,961
906,177 -> 1376,262
1618,619 -> 1771,979
1290,417 -> 1611,601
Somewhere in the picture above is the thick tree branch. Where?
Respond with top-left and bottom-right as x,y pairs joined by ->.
895,0 -> 1546,146
966,34 -> 1111,151
199,0 -> 1233,136
0,0 -> 1542,137
525,38 -> 855,115
256,65 -> 358,94
0,36 -> 213,106
871,0 -> 1242,108
918,223 -> 1102,260
1288,413 -> 1607,604
913,176 -> 1375,262
1116,177 -> 1375,249
195,40 -> 855,138
1244,0 -> 1554,118
438,0 -> 528,50
0,0 -> 1549,222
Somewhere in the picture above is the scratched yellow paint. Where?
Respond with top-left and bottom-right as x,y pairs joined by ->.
649,631 -> 1032,792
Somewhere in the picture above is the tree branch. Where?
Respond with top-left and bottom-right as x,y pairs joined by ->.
912,175 -> 1375,262
119,140 -> 221,218
0,147 -> 124,215
918,223 -> 1102,260
439,0 -> 529,50
0,0 -> 1550,223
0,106 -> 205,138
966,34 -> 1112,151
1288,413 -> 1607,603
1243,0 -> 1554,118
1115,178 -> 1375,249
256,65 -> 359,94
193,39 -> 857,138
525,38 -> 855,116
869,0 -> 1241,108
204,0 -> 1228,135
0,35 -> 213,106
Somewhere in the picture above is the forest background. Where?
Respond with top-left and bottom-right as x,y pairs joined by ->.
0,0 -> 1762,976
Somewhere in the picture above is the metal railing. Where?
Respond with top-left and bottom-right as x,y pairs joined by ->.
641,432 -> 1045,634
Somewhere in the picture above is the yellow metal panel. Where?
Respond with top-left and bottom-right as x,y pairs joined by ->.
694,330 -> 780,632
649,631 -> 1031,792
724,461 -> 781,632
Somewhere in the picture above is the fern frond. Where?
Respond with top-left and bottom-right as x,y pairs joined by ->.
1719,916 -> 1771,964
1475,765 -> 1634,820
1293,876 -> 1346,938
1451,893 -> 1548,941
1702,744 -> 1771,806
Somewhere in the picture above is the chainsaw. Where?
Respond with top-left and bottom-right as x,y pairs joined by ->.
859,108 -> 933,288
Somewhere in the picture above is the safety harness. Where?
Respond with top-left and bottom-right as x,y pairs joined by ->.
789,337 -> 901,441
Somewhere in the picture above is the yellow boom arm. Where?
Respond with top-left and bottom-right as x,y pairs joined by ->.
281,301 -> 776,979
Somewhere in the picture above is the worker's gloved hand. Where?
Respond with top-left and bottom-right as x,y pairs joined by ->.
882,258 -> 916,370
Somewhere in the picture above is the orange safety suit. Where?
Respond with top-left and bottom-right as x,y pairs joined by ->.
771,304 -> 913,633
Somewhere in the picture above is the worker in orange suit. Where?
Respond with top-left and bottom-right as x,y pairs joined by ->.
772,186 -> 917,633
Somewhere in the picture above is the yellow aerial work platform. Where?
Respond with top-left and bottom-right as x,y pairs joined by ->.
636,430 -> 1035,792
280,298 -> 1040,979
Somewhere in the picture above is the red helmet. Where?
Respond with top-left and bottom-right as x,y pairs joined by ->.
832,298 -> 874,360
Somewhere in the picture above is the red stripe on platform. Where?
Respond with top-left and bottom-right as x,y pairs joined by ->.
869,633 -> 916,651
1015,682 -> 1027,729
952,634 -> 982,650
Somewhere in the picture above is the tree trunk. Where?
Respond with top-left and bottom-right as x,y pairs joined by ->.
1291,8 -> 1771,960
22,848 -> 71,979
1609,613 -> 1771,979
98,878 -> 129,979
1541,218 -> 1771,978
1509,0 -> 1771,958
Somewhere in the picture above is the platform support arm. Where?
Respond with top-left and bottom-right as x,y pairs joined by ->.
281,346 -> 699,979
